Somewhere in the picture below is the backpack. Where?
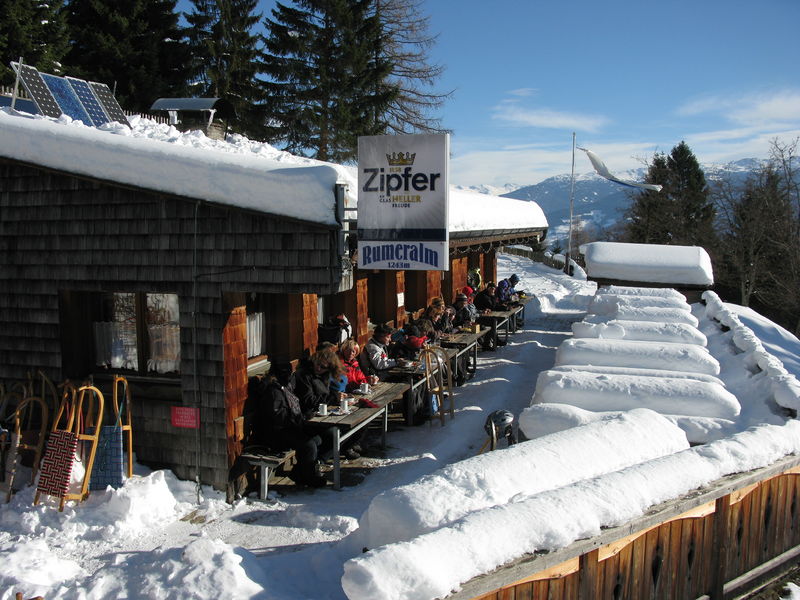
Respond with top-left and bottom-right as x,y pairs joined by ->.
318,313 -> 352,345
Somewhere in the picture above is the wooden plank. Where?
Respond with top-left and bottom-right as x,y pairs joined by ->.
710,495 -> 732,600
578,548 -> 598,599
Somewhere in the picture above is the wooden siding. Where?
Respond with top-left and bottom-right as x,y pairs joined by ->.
223,298 -> 248,469
0,159 -> 343,490
447,256 -> 469,303
459,459 -> 800,600
426,270 -> 442,304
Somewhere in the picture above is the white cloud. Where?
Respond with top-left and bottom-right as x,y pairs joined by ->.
493,103 -> 609,133
507,88 -> 537,97
449,140 -> 660,188
677,90 -> 800,126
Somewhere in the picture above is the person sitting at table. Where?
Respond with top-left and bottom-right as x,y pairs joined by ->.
389,324 -> 427,361
243,361 -> 329,488
292,347 -> 363,460
451,292 -> 478,329
361,323 -> 398,380
338,338 -> 379,392
473,282 -> 508,348
474,281 -> 509,313
292,346 -> 345,416
415,300 -> 451,340
496,274 -> 521,306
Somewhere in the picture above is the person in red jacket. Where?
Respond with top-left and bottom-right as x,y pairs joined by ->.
338,338 -> 379,392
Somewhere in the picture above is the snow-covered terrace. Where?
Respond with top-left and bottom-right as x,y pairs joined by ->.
0,108 -> 548,235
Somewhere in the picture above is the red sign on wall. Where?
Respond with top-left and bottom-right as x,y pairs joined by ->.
171,406 -> 200,429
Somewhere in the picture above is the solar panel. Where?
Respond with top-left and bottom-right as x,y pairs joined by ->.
65,76 -> 111,126
11,62 -> 62,119
89,81 -> 130,127
41,73 -> 93,126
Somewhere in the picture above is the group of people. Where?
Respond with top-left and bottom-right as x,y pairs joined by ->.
238,273 -> 525,490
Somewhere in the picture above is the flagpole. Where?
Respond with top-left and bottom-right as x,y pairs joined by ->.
566,132 -> 576,274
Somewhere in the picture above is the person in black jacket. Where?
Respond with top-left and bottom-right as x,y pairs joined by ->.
245,360 -> 331,487
472,282 -> 508,348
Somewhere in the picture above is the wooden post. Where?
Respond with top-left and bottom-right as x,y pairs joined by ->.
579,548 -> 599,599
711,494 -> 732,600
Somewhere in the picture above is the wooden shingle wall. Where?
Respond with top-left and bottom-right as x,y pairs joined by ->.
0,159 -> 341,490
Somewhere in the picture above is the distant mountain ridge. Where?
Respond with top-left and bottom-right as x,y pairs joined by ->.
498,158 -> 767,245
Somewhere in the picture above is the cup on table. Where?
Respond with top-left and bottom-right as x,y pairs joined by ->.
340,397 -> 351,413
358,382 -> 370,394
318,403 -> 328,416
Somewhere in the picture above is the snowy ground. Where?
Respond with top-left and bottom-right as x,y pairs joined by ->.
1,253 -> 799,600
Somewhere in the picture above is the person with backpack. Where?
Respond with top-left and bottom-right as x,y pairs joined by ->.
243,361 -> 330,488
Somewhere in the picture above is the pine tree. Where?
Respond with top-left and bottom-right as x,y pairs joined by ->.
262,0 -> 396,161
666,141 -> 714,245
65,0 -> 190,113
623,153 -> 672,243
0,0 -> 70,85
184,0 -> 265,138
624,142 -> 714,247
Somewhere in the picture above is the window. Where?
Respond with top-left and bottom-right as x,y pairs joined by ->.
92,292 -> 181,375
247,312 -> 265,359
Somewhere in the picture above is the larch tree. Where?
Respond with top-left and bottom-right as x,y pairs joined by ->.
374,0 -> 451,134
65,0 -> 189,112
0,0 -> 70,85
184,0 -> 266,138
262,0 -> 395,161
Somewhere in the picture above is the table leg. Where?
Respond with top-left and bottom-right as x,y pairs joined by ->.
332,426 -> 341,490
382,406 -> 388,448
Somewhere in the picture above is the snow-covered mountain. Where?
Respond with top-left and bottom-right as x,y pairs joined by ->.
498,158 -> 765,246
453,182 -> 521,196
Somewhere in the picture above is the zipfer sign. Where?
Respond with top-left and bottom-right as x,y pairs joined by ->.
357,134 -> 450,271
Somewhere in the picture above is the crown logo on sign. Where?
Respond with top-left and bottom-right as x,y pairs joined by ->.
386,151 -> 416,166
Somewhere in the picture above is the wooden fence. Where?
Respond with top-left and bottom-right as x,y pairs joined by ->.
448,455 -> 800,600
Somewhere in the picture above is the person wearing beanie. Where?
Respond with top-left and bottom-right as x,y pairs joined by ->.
451,292 -> 477,329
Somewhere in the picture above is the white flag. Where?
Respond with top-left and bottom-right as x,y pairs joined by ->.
578,147 -> 662,192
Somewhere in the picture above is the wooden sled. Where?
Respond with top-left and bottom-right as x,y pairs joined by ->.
1,395 -> 48,502
34,385 -> 104,511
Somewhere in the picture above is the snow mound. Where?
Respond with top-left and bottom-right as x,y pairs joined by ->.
588,293 -> 691,316
555,338 -> 720,375
518,403 -> 734,444
350,409 -> 686,552
597,285 -> 687,301
584,306 -> 699,327
531,370 -> 740,419
572,319 -> 707,345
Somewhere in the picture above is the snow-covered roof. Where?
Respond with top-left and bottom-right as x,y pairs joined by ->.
0,108 -> 547,234
579,241 -> 714,285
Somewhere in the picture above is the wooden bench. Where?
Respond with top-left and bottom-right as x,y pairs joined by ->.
239,449 -> 296,500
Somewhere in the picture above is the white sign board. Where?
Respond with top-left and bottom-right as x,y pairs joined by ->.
357,133 -> 449,271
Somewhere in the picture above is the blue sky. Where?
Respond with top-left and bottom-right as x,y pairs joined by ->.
179,0 -> 800,187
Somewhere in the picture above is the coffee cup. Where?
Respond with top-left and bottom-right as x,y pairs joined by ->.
318,403 -> 328,416
358,383 -> 370,394
340,398 -> 351,413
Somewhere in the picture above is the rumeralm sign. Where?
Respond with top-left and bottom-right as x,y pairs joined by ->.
357,133 -> 449,271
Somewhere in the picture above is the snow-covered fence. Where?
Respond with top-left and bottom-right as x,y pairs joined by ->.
445,451 -> 800,600
342,421 -> 800,600
704,291 -> 800,412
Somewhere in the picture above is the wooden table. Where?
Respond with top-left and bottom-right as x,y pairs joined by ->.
387,346 -> 458,425
437,328 -> 490,380
477,305 -> 526,348
306,381 -> 409,490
